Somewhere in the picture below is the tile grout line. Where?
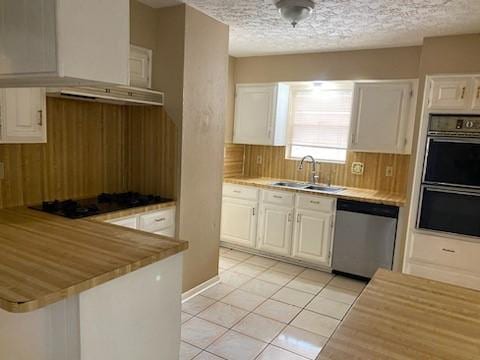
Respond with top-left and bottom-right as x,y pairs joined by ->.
184,248 -> 364,359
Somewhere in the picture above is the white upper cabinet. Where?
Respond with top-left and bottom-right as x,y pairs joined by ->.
0,88 -> 47,143
349,81 -> 416,154
233,83 -> 289,146
0,0 -> 129,87
129,45 -> 152,89
428,77 -> 471,110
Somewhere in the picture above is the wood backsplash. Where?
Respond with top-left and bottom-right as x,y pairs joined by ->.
0,98 -> 177,209
224,144 -> 245,178
236,145 -> 410,194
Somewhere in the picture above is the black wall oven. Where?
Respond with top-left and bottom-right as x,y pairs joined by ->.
418,114 -> 480,238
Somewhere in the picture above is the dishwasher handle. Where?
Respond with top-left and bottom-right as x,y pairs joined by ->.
336,199 -> 399,219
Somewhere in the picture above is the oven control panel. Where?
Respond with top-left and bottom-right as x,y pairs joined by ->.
429,114 -> 480,135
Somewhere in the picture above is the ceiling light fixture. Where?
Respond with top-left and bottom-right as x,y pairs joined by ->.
274,0 -> 315,28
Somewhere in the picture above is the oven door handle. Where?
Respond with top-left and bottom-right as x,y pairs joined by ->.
428,136 -> 480,144
422,185 -> 480,197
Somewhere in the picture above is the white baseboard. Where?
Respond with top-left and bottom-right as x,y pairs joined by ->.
182,275 -> 220,303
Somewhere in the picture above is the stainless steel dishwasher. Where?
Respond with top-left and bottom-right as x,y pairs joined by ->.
332,199 -> 399,279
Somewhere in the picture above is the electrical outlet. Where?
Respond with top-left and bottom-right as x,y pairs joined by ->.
351,162 -> 364,175
256,155 -> 263,165
0,162 -> 4,180
385,166 -> 394,177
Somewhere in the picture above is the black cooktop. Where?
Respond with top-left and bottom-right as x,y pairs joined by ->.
30,192 -> 172,219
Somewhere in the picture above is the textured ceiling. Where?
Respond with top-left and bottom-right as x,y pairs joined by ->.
140,0 -> 480,57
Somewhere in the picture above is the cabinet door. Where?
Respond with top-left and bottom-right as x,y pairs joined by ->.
106,216 -> 138,229
292,209 -> 333,266
428,78 -> 470,110
129,45 -> 152,88
257,204 -> 293,256
472,78 -> 480,110
350,82 -> 414,154
0,88 -> 47,143
233,84 -> 276,145
221,197 -> 257,248
0,0 -> 57,75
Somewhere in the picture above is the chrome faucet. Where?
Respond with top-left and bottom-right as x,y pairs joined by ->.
298,155 -> 319,184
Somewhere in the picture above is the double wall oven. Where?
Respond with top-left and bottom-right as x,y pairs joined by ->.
418,114 -> 480,238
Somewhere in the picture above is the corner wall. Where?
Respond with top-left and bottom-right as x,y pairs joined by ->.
178,6 -> 229,291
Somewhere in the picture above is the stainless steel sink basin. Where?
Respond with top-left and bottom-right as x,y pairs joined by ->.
272,181 -> 308,189
271,181 -> 344,193
304,185 -> 345,193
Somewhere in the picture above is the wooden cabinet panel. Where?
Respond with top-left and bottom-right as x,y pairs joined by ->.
292,209 -> 333,266
257,204 -> 293,256
221,197 -> 257,248
428,77 -> 471,110
350,82 -> 415,154
129,45 -> 152,89
0,88 -> 47,143
233,84 -> 289,146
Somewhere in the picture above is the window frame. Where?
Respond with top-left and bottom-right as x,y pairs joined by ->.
285,81 -> 354,164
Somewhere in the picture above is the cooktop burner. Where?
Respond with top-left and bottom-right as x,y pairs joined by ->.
31,192 -> 172,219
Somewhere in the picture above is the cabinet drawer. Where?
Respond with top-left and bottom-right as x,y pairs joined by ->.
139,208 -> 175,233
106,216 -> 138,229
296,194 -> 335,213
154,226 -> 175,238
262,190 -> 294,207
223,184 -> 259,200
409,232 -> 480,274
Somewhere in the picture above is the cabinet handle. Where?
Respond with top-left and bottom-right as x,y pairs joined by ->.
296,214 -> 302,223
461,86 -> 466,99
155,217 -> 166,222
310,200 -> 320,205
441,248 -> 456,253
38,110 -> 43,126
233,190 -> 242,194
252,208 -> 256,216
273,195 -> 283,199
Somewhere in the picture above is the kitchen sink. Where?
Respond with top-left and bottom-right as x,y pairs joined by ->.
304,185 -> 345,193
271,181 -> 345,193
272,181 -> 309,188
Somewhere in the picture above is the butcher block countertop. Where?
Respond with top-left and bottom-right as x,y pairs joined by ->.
224,177 -> 406,207
0,207 -> 188,313
318,269 -> 480,359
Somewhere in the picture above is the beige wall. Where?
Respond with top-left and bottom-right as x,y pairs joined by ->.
225,56 -> 236,143
235,46 -> 422,83
179,6 -> 229,291
131,2 -> 229,292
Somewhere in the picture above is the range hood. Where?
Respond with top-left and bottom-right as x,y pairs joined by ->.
47,86 -> 164,106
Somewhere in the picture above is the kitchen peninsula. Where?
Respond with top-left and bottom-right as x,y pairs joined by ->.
0,207 -> 187,360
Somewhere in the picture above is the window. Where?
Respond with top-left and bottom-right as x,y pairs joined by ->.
286,82 -> 354,163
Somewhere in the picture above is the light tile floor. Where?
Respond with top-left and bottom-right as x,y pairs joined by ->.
181,247 -> 367,360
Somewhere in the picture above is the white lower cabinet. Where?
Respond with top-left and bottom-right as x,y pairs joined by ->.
257,204 -> 293,256
221,197 -> 257,248
105,206 -> 176,237
292,195 -> 335,267
221,184 -> 335,267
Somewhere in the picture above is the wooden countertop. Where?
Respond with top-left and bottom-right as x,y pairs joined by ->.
0,207 -> 188,313
224,177 -> 406,207
318,269 -> 480,359
91,201 -> 176,221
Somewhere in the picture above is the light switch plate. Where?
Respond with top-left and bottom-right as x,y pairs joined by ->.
0,162 -> 4,180
351,162 -> 364,175
256,155 -> 263,165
